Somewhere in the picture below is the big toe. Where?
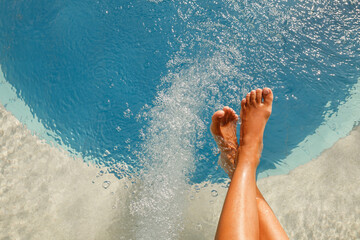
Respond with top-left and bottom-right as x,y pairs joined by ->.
262,87 -> 273,105
223,106 -> 238,123
211,110 -> 225,136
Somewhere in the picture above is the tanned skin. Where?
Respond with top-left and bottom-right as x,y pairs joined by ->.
211,88 -> 289,240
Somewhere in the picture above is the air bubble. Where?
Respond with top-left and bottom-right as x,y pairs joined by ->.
103,150 -> 111,157
211,190 -> 218,197
124,108 -> 132,118
102,181 -> 111,189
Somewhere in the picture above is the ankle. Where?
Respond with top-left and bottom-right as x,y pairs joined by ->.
238,141 -> 263,155
241,135 -> 263,147
236,150 -> 261,169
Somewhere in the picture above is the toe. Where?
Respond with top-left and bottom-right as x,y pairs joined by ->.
246,93 -> 251,107
225,106 -> 238,122
230,111 -> 239,123
241,98 -> 246,109
250,90 -> 256,105
223,106 -> 232,122
262,88 -> 273,105
256,89 -> 262,104
211,110 -> 225,136
240,98 -> 246,117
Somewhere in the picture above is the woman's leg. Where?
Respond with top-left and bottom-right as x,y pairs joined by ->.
256,187 -> 289,240
212,88 -> 288,240
215,145 -> 260,239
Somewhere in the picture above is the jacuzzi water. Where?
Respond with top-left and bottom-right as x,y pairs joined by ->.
0,0 -> 359,239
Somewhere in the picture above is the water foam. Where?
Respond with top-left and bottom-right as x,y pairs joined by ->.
129,53 -> 244,239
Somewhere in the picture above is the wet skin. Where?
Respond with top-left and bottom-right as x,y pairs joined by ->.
211,88 -> 288,240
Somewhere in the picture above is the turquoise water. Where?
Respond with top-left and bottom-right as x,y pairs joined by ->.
1,0 -> 360,239
0,0 -> 359,182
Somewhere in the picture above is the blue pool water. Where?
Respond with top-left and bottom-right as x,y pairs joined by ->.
0,0 -> 359,185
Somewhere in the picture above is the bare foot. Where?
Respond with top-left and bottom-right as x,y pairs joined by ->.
210,106 -> 238,177
210,88 -> 273,177
238,88 -> 273,167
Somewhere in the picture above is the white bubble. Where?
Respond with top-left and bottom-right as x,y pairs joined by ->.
102,181 -> 111,189
211,190 -> 218,197
103,150 -> 111,157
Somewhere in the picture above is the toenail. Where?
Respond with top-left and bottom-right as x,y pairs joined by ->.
263,89 -> 269,94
